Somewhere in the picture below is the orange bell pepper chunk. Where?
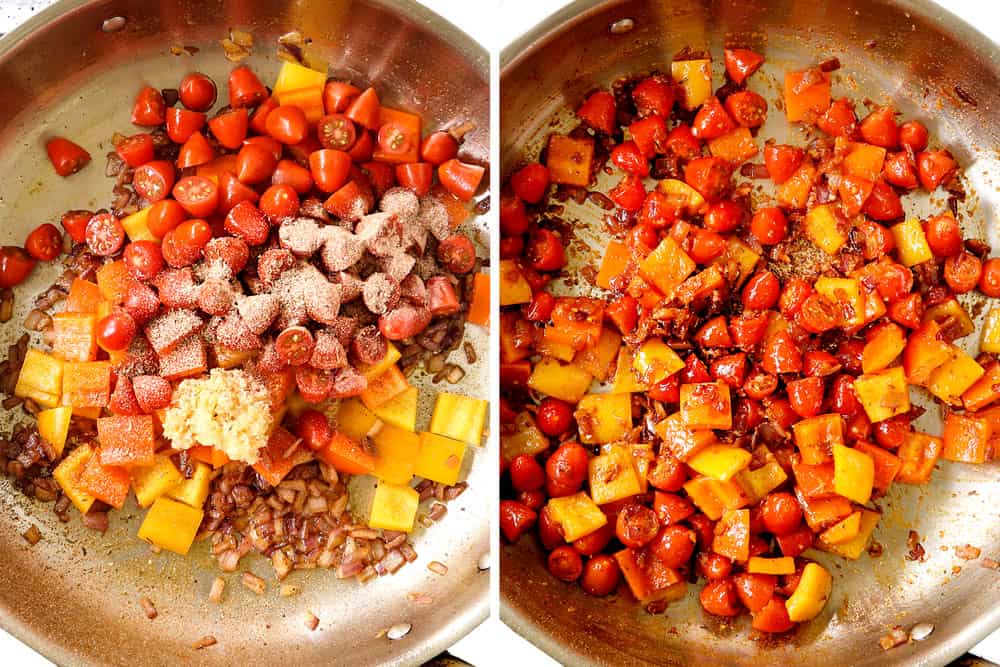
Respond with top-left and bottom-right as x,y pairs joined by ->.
277,86 -> 325,124
853,441 -> 902,491
252,426 -> 299,487
360,365 -> 409,410
784,69 -> 831,122
315,431 -> 376,476
942,413 -> 991,464
195,154 -> 239,184
188,445 -> 230,468
64,278 -> 102,314
52,313 -> 98,362
61,361 -> 111,409
79,451 -> 131,509
467,272 -> 490,327
96,261 -> 138,304
596,241 -> 630,290
97,415 -> 156,468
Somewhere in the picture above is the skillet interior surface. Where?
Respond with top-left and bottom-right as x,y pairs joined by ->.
501,1 -> 1000,665
0,1 -> 490,665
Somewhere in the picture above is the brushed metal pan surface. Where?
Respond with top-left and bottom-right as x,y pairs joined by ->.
0,1 -> 489,665
501,1 -> 1000,665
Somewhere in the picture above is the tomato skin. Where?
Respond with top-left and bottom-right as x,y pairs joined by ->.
545,442 -> 589,497
395,162 -> 434,197
691,96 -> 736,140
862,181 -> 904,221
96,311 -> 137,352
724,48 -> 764,84
510,163 -> 551,204
750,207 -> 788,245
684,157 -> 732,202
899,120 -> 929,152
224,200 -> 270,246
165,108 -> 206,144
759,492 -> 802,536
60,210 -> 93,244
859,106 -> 898,148
580,555 -> 620,597
509,454 -> 545,493
208,108 -> 249,149
439,159 -> 485,201
700,578 -> 743,617
817,97 -> 857,137
499,500 -> 537,542
917,149 -> 957,191
0,247 -> 35,288
605,294 -> 638,335
733,572 -> 778,613
176,131 -> 215,169
763,143 -> 804,184
131,86 -> 166,126
761,330 -> 802,374
803,350 -> 841,377
172,175 -> 220,218
146,200 -> 187,239
500,235 -> 524,259
24,224 -> 63,261
651,524 -> 696,568
46,137 -> 91,177
628,116 -> 668,158
123,240 -> 163,281
261,105 -> 307,146
616,504 -> 660,548
637,191 -> 677,229
703,200 -> 743,233
724,91 -> 768,128
576,90 -> 616,134
883,151 -> 918,190
923,214 -> 963,257
943,251 -> 982,294
526,229 -> 566,272
547,545 -> 584,582
295,409 -> 332,451
344,87 -> 381,130
888,292 -> 923,329
259,184 -> 300,219
178,72 -> 217,111
133,160 -> 176,202
536,397 -> 573,435
742,271 -> 780,310
779,278 -> 812,317
608,174 -> 646,213
665,124 -> 702,159
632,75 -> 675,118
323,81 -> 361,114
979,258 -> 1000,297
694,316 -> 733,347
272,159 -> 314,195
570,522 -> 614,556
752,596 -> 796,633
688,228 -> 726,264
115,133 -> 154,168
418,131 -> 459,165
228,65 -> 269,108
874,416 -> 911,449
838,174 -> 874,216
648,373 -> 680,403
787,375 -> 824,418
236,144 -> 278,185
698,551 -> 732,581
248,96 -> 278,135
309,149 -> 352,193
729,311 -> 769,348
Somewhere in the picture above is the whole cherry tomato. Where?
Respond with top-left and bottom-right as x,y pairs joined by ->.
924,215 -> 963,257
178,72 -> 217,111
545,442 -> 589,497
750,207 -> 788,245
616,504 -> 659,548
526,229 -> 566,272
123,240 -> 164,281
146,200 -> 187,239
96,311 -> 137,351
509,454 -> 546,493
943,252 -> 982,294
24,224 -> 63,261
547,545 -> 583,582
759,492 -> 803,536
0,247 -> 35,288
651,524 -> 696,568
580,555 -> 620,597
536,397 -> 574,436
979,258 -> 1000,298
700,578 -> 742,617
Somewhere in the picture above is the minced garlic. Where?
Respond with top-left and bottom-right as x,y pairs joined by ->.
162,368 -> 273,464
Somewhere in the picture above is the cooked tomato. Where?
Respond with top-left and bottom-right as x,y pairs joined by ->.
24,224 -> 62,262
724,48 -> 764,84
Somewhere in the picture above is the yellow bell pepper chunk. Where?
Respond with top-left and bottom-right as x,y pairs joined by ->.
429,392 -> 488,445
832,444 -> 874,504
573,327 -> 621,383
372,424 -> 421,485
736,460 -> 788,503
927,348 -> 985,406
37,406 -> 72,457
748,556 -> 796,575
840,140 -> 886,181
368,482 -> 419,533
413,432 -> 466,486
358,342 -> 401,380
588,445 -> 642,505
53,443 -> 96,514
923,298 -> 974,340
638,237 -> 696,295
574,393 -> 632,444
272,61 -> 327,97
138,496 -> 204,555
815,277 -> 863,328
684,476 -> 751,520
500,260 -> 532,306
167,461 -> 213,508
373,385 -> 418,432
670,59 -> 712,110
131,456 -> 184,508
527,357 -> 592,404
501,411 -> 549,462
861,323 -> 906,373
653,412 -> 716,462
711,237 -> 760,287
785,562 -> 832,622
981,308 -> 1000,354
547,492 -> 607,542
804,204 -> 847,255
658,178 -> 708,216
819,510 -> 862,545
688,444 -> 752,482
818,509 -> 880,559
891,219 -> 933,267
633,338 -> 684,385
680,381 -> 733,430
15,349 -> 63,408
853,367 -> 910,423
537,327 -> 576,362
336,398 -> 379,441
611,347 -> 649,394
121,206 -> 157,242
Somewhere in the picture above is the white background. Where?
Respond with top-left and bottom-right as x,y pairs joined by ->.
2,0 -> 1000,665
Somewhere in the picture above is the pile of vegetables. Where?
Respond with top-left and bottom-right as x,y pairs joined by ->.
500,45 -> 998,634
